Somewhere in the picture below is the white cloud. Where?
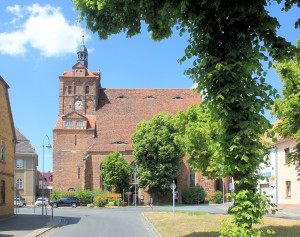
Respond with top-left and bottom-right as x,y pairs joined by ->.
0,4 -> 87,57
7,5 -> 24,23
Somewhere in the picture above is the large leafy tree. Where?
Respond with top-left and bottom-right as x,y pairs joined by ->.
273,37 -> 300,179
73,0 -> 298,235
100,151 -> 133,193
131,112 -> 185,198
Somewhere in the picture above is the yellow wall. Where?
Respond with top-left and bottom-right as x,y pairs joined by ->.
0,79 -> 15,218
277,139 -> 300,207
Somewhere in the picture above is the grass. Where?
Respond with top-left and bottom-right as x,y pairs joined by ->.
144,212 -> 300,237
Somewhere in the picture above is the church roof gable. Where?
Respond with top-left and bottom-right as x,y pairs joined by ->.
62,111 -> 87,120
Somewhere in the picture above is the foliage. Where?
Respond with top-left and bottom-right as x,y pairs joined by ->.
181,186 -> 205,204
175,103 -> 222,179
210,190 -> 223,204
114,198 -> 122,206
73,0 -> 298,235
100,151 -> 133,193
94,194 -> 107,207
74,188 -> 92,205
51,190 -> 61,200
273,37 -> 300,179
131,112 -> 185,196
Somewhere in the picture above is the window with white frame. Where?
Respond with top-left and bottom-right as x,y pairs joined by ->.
1,140 -> 6,162
75,120 -> 84,129
16,159 -> 23,169
65,120 -> 73,129
16,179 -> 23,189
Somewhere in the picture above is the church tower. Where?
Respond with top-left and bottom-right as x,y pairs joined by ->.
53,38 -> 100,191
58,36 -> 101,116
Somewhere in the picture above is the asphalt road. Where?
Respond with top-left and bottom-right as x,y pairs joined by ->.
15,203 -> 300,237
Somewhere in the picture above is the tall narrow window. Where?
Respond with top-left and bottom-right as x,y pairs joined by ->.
1,141 -> 6,162
85,86 -> 90,94
100,164 -> 105,191
286,181 -> 291,197
68,86 -> 72,94
75,135 -> 77,146
16,179 -> 23,189
0,180 -> 5,204
284,148 -> 290,164
78,168 -> 80,179
17,159 -> 23,169
190,167 -> 195,187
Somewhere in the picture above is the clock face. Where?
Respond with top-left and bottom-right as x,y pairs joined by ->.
75,101 -> 83,110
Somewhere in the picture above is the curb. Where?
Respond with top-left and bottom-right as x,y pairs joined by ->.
24,216 -> 62,237
141,213 -> 162,237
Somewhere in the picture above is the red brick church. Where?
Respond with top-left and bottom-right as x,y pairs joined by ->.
53,40 -> 229,203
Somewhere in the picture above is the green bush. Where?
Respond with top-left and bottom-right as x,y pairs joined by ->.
181,186 -> 205,204
51,190 -> 61,200
210,190 -> 223,203
74,189 -> 92,205
94,194 -> 107,207
114,198 -> 122,206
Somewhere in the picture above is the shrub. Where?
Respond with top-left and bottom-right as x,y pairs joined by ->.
51,190 -> 61,200
114,198 -> 122,206
181,186 -> 205,204
210,190 -> 223,203
75,189 -> 92,205
94,194 -> 107,207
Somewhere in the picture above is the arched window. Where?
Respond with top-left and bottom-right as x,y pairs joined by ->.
99,164 -> 105,191
68,188 -> 75,192
16,179 -> 23,189
189,166 -> 195,187
76,120 -> 84,129
65,120 -> 73,129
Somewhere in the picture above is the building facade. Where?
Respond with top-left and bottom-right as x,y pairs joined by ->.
53,43 -> 224,203
15,128 -> 38,205
0,76 -> 16,218
277,139 -> 300,208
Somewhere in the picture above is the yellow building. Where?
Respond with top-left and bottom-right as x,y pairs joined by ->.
0,76 -> 16,218
15,128 -> 38,205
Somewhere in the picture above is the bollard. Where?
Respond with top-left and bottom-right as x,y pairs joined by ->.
52,205 -> 53,220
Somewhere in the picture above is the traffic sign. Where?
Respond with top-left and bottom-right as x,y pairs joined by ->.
170,183 -> 176,190
270,176 -> 275,182
106,193 -> 122,198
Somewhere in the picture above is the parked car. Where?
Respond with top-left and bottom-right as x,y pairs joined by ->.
35,197 -> 49,206
14,198 -> 24,207
50,197 -> 80,208
20,198 -> 27,206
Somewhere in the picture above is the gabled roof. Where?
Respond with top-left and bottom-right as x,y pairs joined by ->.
59,64 -> 99,78
62,111 -> 88,120
15,128 -> 36,154
88,88 -> 202,152
54,115 -> 96,130
72,62 -> 85,69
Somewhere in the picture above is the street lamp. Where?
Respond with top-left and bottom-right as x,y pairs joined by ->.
42,135 -> 52,216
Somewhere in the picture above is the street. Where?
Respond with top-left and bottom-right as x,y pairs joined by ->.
2,203 -> 299,237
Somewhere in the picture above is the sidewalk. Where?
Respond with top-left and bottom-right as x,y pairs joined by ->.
0,214 -> 60,237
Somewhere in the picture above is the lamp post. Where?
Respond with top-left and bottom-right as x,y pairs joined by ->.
42,135 -> 52,216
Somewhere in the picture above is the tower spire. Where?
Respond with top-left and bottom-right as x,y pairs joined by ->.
77,35 -> 88,68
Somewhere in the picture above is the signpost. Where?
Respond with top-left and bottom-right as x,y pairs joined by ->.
170,180 -> 176,216
106,193 -> 122,198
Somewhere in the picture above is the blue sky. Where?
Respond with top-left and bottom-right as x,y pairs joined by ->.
0,1 -> 299,173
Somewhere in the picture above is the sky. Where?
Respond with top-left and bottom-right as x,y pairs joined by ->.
0,1 -> 299,173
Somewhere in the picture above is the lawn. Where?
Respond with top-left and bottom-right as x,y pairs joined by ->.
144,211 -> 300,237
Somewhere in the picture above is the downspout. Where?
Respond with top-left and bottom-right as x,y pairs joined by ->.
32,153 -> 34,205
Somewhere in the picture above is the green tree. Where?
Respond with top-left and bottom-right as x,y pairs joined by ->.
73,0 -> 297,235
273,37 -> 300,179
131,112 -> 185,198
100,151 -> 133,193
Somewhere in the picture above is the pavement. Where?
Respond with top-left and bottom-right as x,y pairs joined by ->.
0,213 -> 61,237
0,204 -> 299,237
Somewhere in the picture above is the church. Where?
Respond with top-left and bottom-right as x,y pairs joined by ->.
53,40 -> 226,203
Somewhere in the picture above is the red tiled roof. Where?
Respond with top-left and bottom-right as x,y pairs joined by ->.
276,138 -> 292,145
88,88 -> 201,152
60,68 -> 99,78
